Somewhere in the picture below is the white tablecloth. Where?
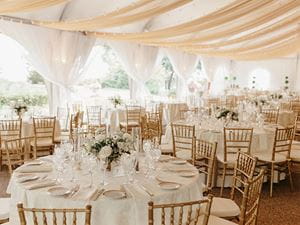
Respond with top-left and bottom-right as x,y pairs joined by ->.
162,103 -> 188,125
7,156 -> 203,225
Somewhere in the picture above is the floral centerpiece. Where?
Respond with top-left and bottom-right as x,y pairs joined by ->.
12,101 -> 28,119
86,131 -> 134,170
109,96 -> 122,108
215,107 -> 239,121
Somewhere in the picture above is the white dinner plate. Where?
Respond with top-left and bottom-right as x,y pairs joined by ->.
178,170 -> 198,178
47,187 -> 71,197
171,159 -> 186,165
103,190 -> 126,199
159,182 -> 181,190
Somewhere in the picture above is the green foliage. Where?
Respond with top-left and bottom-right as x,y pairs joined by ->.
27,70 -> 44,84
145,79 -> 160,95
0,95 -> 47,108
100,45 -> 129,89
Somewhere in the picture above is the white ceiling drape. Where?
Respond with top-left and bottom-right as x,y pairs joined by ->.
166,49 -> 198,100
110,41 -> 159,101
0,21 -> 95,113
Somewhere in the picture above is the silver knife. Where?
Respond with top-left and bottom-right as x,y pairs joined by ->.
139,183 -> 154,197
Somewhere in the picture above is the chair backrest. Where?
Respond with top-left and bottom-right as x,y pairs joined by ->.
56,107 -> 70,131
171,124 -> 195,158
148,195 -> 213,225
126,105 -> 142,123
86,106 -> 102,126
0,119 -> 22,147
272,126 -> 294,161
193,139 -> 217,193
294,115 -> 300,139
230,151 -> 257,200
17,203 -> 92,225
223,128 -> 253,162
33,117 -> 56,143
290,101 -> 300,116
141,113 -> 161,143
239,169 -> 264,225
4,137 -> 33,174
261,108 -> 279,124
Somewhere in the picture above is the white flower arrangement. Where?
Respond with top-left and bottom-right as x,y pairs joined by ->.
87,131 -> 134,164
109,96 -> 122,108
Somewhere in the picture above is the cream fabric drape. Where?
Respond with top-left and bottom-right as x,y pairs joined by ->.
33,0 -> 192,30
0,0 -> 70,14
167,49 -> 198,100
0,21 -> 95,114
110,42 -> 159,101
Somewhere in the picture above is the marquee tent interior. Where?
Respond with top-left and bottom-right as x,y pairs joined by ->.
0,1 -> 300,225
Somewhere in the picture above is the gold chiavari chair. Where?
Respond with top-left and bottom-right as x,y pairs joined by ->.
4,137 -> 34,174
293,115 -> 300,141
148,195 -> 213,225
171,124 -> 195,161
253,126 -> 294,197
290,101 -> 300,116
86,106 -> 105,135
218,128 -> 253,197
261,108 -> 279,124
207,170 -> 265,225
120,105 -> 142,133
193,139 -> 217,194
17,204 -> 92,225
208,151 -> 257,220
141,113 -> 162,144
0,119 -> 22,170
206,98 -> 221,108
72,103 -> 83,114
32,117 -> 56,158
225,96 -> 236,109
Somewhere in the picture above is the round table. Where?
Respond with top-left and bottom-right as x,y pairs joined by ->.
7,155 -> 203,225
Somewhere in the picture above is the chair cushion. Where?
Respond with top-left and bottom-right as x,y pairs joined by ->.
159,143 -> 173,154
197,215 -> 236,225
120,122 -> 139,127
202,197 -> 240,218
31,139 -> 53,147
291,149 -> 300,162
252,151 -> 287,163
176,150 -> 192,160
0,198 -> 10,220
216,153 -> 237,164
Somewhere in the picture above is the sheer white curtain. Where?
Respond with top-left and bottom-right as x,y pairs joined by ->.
110,41 -> 159,102
167,49 -> 198,100
0,21 -> 95,114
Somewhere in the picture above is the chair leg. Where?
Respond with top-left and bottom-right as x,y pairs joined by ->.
270,163 -> 274,197
287,161 -> 294,191
220,163 -> 227,197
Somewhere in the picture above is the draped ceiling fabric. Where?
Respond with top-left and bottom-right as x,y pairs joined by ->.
110,41 -> 159,101
166,49 -> 198,100
0,21 -> 95,114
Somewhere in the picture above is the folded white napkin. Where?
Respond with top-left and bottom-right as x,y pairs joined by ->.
15,164 -> 53,173
156,173 -> 190,185
72,187 -> 98,201
24,179 -> 56,190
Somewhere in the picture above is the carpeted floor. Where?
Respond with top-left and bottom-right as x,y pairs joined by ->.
1,169 -> 300,225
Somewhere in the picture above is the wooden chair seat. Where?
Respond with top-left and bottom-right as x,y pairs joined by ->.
197,215 -> 236,225
30,139 -> 54,147
120,121 -> 139,127
0,198 -> 9,224
202,197 -> 240,218
290,149 -> 300,162
253,151 -> 288,163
